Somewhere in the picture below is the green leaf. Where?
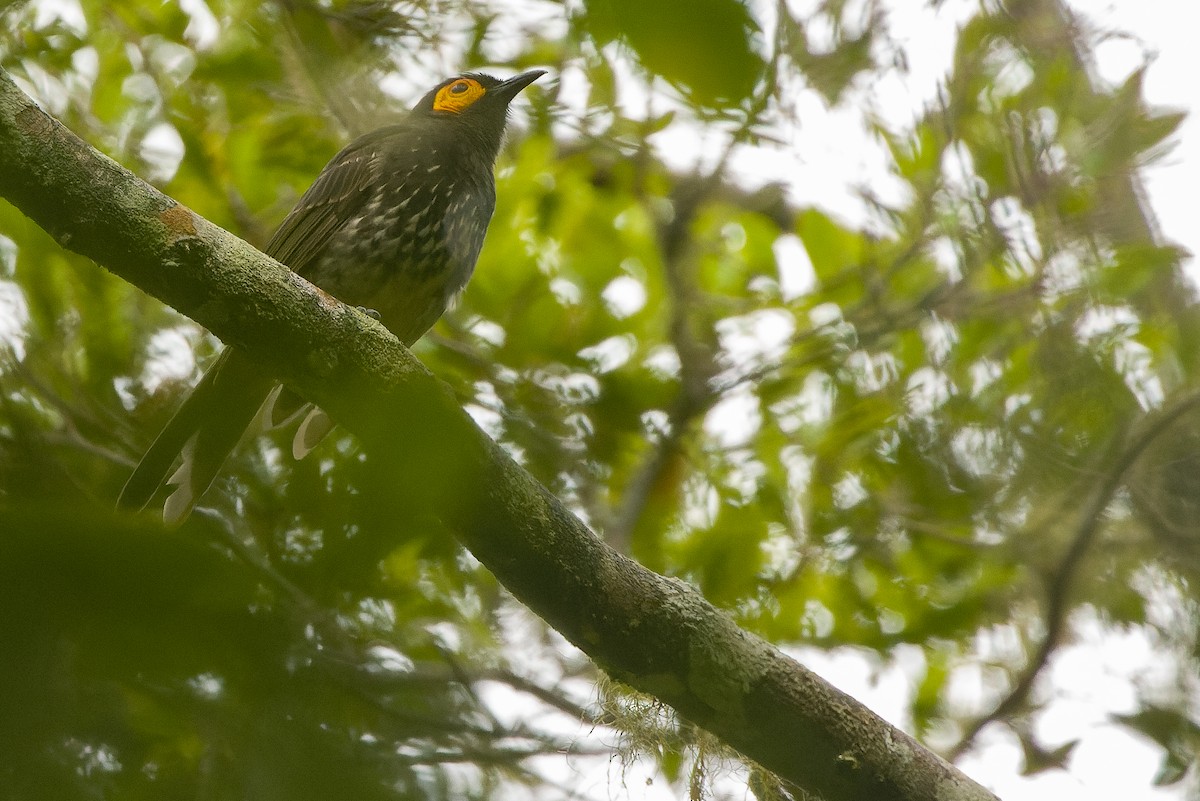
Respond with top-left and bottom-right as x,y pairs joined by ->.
582,0 -> 763,107
1114,706 -> 1200,786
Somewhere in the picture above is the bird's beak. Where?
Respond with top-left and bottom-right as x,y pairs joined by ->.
493,70 -> 547,102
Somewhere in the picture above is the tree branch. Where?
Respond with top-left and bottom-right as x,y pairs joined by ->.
0,67 -> 999,801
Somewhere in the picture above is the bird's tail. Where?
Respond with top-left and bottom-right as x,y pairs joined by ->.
118,348 -> 276,525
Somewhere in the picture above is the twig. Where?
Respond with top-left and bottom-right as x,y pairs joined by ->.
947,389 -> 1200,758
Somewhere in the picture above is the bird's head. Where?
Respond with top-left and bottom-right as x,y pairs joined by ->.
414,70 -> 546,121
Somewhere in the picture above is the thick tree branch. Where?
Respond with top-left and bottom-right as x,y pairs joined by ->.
0,67 -> 999,801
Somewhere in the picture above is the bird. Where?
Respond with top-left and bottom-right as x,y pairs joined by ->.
118,69 -> 546,525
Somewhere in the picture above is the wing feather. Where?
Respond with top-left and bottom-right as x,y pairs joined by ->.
265,123 -> 412,273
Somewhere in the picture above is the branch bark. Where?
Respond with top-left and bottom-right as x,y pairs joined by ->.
0,67 -> 999,801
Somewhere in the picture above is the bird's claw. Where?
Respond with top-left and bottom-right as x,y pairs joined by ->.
356,306 -> 382,321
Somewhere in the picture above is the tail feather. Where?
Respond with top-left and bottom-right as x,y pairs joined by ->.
259,383 -> 311,430
162,434 -> 199,526
117,348 -> 275,524
260,383 -> 338,460
293,407 -> 336,459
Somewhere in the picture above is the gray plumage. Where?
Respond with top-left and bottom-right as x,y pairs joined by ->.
119,70 -> 545,524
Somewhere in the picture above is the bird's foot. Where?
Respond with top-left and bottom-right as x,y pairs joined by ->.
356,306 -> 382,321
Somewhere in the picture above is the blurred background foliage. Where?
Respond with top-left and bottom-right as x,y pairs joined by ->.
1,0 -> 1198,797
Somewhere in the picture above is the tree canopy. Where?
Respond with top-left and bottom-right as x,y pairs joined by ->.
1,0 -> 1196,799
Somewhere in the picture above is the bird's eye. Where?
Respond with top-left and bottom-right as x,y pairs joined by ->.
432,78 -> 485,113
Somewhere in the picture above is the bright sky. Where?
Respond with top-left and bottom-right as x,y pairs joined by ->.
1075,0 -> 1199,280
648,0 -> 1198,284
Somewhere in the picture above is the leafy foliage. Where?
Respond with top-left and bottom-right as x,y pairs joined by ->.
2,0 -> 1198,797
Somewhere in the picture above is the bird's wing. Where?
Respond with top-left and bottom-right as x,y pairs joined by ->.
264,124 -> 409,273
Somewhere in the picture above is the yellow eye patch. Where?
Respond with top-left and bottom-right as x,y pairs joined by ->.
433,77 -> 486,114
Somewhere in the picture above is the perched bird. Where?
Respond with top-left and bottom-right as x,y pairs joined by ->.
119,69 -> 545,524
